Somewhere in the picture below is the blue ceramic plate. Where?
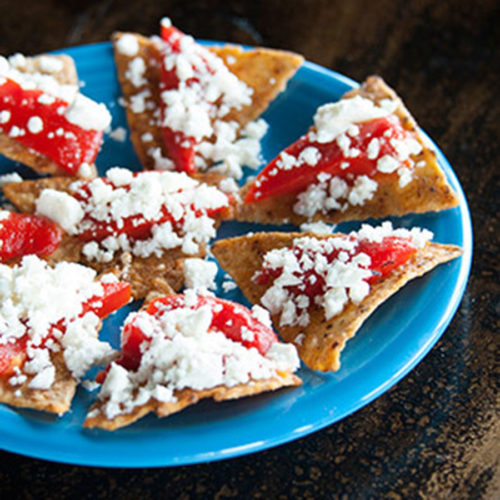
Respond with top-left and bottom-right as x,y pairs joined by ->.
0,42 -> 472,467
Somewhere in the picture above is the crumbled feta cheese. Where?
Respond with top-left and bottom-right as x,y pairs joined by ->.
157,32 -> 267,178
0,256 -> 115,389
108,126 -> 127,142
27,116 -> 43,134
65,94 -> 112,131
38,169 -> 228,262
36,188 -> 84,233
0,172 -> 22,186
311,96 -> 390,144
183,258 -> 218,290
254,223 -> 432,327
125,57 -> 147,87
300,221 -> 336,234
0,110 -> 11,124
38,56 -> 64,73
116,34 -> 140,57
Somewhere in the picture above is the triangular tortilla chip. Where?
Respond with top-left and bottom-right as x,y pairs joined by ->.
2,172 -> 228,299
112,32 -> 303,171
212,232 -> 462,371
235,76 -> 459,226
0,351 -> 77,415
84,373 -> 301,430
0,54 -> 97,178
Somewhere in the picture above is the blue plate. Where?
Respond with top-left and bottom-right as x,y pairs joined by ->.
0,42 -> 472,467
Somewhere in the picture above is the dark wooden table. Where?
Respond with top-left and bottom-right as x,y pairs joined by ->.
0,0 -> 498,498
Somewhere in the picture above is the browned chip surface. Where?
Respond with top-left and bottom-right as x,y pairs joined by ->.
212,232 -> 462,371
235,76 -> 459,226
84,372 -> 301,430
2,173 -> 228,299
0,55 -> 97,178
0,352 -> 77,415
112,32 -> 302,171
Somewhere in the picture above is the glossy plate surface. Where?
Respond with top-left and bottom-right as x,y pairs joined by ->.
0,42 -> 472,467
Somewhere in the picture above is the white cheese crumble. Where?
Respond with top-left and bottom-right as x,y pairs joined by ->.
125,57 -> 146,88
0,172 -> 22,186
0,54 -> 111,132
294,173 -> 378,217
310,96 -> 390,144
38,56 -> 64,73
36,189 -> 84,233
183,258 -> 218,291
94,297 -> 299,419
0,256 -> 115,390
116,34 -> 140,57
27,116 -> 43,134
108,126 -> 127,142
254,222 -> 432,327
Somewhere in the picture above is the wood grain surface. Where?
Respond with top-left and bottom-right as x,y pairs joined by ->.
0,0 -> 498,498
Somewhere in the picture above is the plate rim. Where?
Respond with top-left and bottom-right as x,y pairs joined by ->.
0,40 -> 473,467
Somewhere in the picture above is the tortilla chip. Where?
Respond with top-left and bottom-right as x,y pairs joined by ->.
112,32 -> 303,171
235,76 -> 459,226
0,352 -> 77,415
212,232 -> 462,371
0,55 -> 97,178
84,372 -> 301,430
2,173 -> 229,299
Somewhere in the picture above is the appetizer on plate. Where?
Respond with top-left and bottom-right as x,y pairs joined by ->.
84,292 -> 301,430
212,222 -> 462,371
237,76 -> 459,225
112,18 -> 303,178
0,256 -> 130,414
2,168 -> 232,299
0,52 -> 111,178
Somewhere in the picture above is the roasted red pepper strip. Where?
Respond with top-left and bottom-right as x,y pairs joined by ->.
0,78 -> 103,175
82,281 -> 131,319
358,236 -> 417,283
159,23 -> 206,174
0,337 -> 27,376
245,115 -> 413,203
256,236 -> 417,297
0,212 -> 63,262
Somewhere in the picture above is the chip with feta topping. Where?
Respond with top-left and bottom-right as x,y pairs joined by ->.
0,52 -> 110,178
0,256 -> 130,415
84,293 -> 301,430
237,76 -> 459,226
112,23 -> 303,178
212,224 -> 462,371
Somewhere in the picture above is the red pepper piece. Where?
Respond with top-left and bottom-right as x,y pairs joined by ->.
358,236 -> 417,283
0,212 -> 63,262
82,281 -> 131,319
159,23 -> 211,174
0,78 -> 103,175
0,337 -> 27,376
245,115 -> 412,203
